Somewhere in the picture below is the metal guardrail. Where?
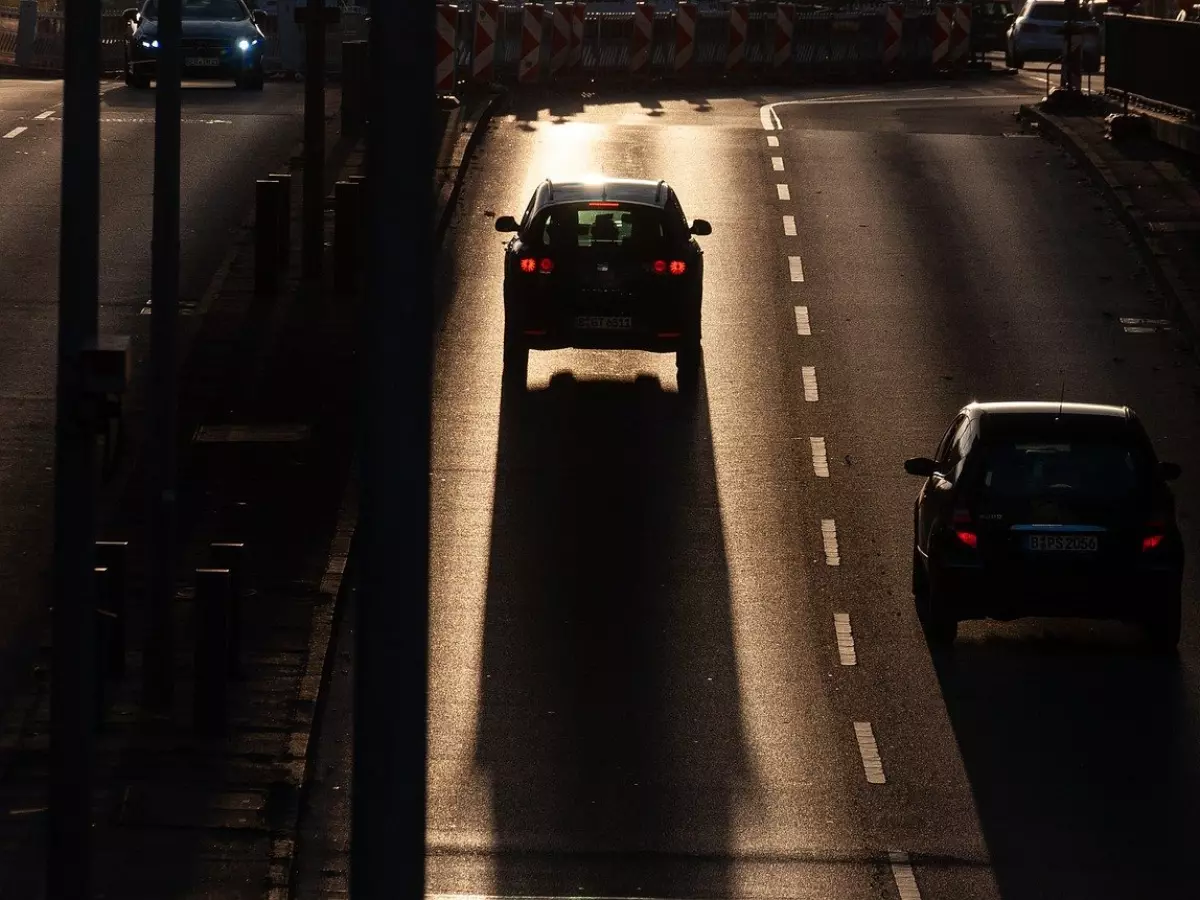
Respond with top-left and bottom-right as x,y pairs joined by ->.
1104,12 -> 1199,118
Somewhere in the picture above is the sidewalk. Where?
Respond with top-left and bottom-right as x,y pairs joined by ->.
0,87 -> 503,899
1021,100 -> 1200,347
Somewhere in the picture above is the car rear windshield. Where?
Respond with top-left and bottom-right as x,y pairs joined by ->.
143,0 -> 247,19
1027,3 -> 1069,19
971,439 -> 1151,506
525,202 -> 682,250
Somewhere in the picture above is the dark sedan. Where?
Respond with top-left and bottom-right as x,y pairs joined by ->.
494,177 -> 712,392
905,401 -> 1184,650
124,0 -> 268,90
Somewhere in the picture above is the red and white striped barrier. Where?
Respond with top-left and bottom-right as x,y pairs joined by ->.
550,2 -> 572,75
472,0 -> 498,84
435,2 -> 457,92
570,1 -> 585,70
949,2 -> 971,68
932,2 -> 954,69
882,3 -> 903,70
774,2 -> 794,69
518,3 -> 543,84
726,1 -> 748,72
630,1 -> 653,75
675,1 -> 696,72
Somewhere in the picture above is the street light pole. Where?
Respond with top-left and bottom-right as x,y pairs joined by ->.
143,0 -> 183,713
351,0 -> 434,895
48,0 -> 101,893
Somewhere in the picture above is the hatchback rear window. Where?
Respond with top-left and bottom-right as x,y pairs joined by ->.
1027,3 -> 1068,18
973,440 -> 1149,503
527,202 -> 678,250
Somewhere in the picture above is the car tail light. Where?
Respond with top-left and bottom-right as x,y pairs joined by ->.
952,507 -> 977,549
652,259 -> 687,275
1142,518 -> 1166,551
519,257 -> 553,273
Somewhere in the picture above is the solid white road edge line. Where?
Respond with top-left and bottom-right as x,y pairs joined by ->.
810,436 -> 828,476
777,183 -> 790,201
821,517 -> 839,565
889,851 -> 924,900
834,612 -> 857,665
802,366 -> 819,401
795,305 -> 811,335
854,721 -> 885,783
2,127 -> 27,139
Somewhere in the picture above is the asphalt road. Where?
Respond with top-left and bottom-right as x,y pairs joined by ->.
0,77 -> 320,692
396,73 -> 1200,900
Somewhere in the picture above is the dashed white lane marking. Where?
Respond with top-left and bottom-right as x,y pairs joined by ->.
834,612 -> 857,664
767,135 -> 779,146
810,436 -> 828,476
776,183 -> 790,201
788,255 -> 804,281
821,517 -> 839,565
1120,317 -> 1171,333
854,721 -> 885,783
34,110 -> 54,120
783,215 -> 796,236
760,104 -> 783,130
771,156 -> 784,171
794,305 -> 811,336
2,126 -> 27,139
802,366 -> 819,401
889,851 -> 923,899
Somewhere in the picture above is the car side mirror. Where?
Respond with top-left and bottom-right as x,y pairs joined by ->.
904,456 -> 938,477
253,9 -> 267,25
689,218 -> 712,236
494,215 -> 519,233
123,7 -> 138,22
1160,461 -> 1182,482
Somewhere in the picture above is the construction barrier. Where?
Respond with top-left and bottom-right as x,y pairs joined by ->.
726,1 -> 748,72
472,0 -> 498,83
570,0 -> 585,70
674,0 -> 696,73
932,2 -> 954,69
436,2 -> 457,93
949,1 -> 971,69
773,2 -> 794,70
518,2 -> 542,84
630,1 -> 653,75
882,3 -> 904,71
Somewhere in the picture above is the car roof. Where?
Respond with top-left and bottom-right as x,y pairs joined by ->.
963,401 -> 1147,441
967,401 -> 1131,418
535,177 -> 672,210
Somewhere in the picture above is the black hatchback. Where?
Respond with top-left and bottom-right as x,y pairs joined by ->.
494,177 -> 712,392
904,401 -> 1185,650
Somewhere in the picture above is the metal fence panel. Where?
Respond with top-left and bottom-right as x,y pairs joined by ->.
1105,13 -> 1199,117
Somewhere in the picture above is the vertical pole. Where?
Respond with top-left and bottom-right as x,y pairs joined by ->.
49,0 -> 101,892
143,0 -> 183,713
303,0 -> 327,280
351,0 -> 433,895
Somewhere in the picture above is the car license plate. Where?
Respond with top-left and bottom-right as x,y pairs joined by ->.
185,57 -> 221,67
1027,534 -> 1098,552
574,315 -> 631,330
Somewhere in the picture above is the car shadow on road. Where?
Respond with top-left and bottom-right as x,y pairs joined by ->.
931,629 -> 1200,899
475,369 -> 751,895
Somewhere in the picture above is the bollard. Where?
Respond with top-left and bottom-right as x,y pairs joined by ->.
268,172 -> 293,268
334,180 -> 363,295
94,566 -> 115,729
193,568 -> 232,737
210,542 -> 246,679
342,40 -> 369,136
254,178 -> 284,296
95,540 -> 129,678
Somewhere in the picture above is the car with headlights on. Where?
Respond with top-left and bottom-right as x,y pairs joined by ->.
124,0 -> 268,90
905,401 -> 1184,651
493,177 -> 711,392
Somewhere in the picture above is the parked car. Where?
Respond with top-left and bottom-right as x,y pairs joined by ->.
1006,0 -> 1101,72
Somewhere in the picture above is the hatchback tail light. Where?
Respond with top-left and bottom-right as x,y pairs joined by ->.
952,507 -> 977,549
652,259 -> 687,275
519,257 -> 553,274
1142,518 -> 1167,552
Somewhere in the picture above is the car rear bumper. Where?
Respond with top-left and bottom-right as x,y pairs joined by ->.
935,562 -> 1182,621
505,287 -> 700,353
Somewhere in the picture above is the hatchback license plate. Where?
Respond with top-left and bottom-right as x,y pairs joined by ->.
575,315 -> 631,330
1027,534 -> 1098,552
186,57 -> 221,67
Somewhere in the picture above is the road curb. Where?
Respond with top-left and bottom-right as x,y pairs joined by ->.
1018,102 -> 1200,349
435,87 -> 510,252
266,91 -> 505,900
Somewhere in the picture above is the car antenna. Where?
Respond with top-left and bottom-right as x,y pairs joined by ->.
1057,373 -> 1066,419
